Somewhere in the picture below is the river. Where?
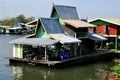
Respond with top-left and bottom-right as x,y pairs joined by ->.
0,34 -> 114,80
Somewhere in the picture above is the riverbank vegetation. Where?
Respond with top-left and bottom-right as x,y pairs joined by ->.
110,59 -> 120,80
0,14 -> 35,26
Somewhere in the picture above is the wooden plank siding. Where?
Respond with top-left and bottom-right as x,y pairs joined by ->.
92,24 -> 117,36
13,44 -> 23,58
109,24 -> 117,35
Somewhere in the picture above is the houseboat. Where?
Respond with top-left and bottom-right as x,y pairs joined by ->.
8,18 -> 114,68
7,19 -> 33,34
8,4 -> 115,68
9,18 -> 82,68
0,25 -> 10,34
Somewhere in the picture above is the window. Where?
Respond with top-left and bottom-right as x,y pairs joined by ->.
93,27 -> 96,32
105,25 -> 109,33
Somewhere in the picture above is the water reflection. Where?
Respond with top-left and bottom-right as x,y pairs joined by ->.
0,34 -> 114,80
11,61 -> 113,80
13,67 -> 23,80
12,64 -> 55,80
95,64 -> 110,80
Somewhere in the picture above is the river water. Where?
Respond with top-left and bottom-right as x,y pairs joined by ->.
0,34 -> 114,80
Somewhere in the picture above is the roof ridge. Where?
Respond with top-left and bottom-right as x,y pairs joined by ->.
54,4 -> 76,8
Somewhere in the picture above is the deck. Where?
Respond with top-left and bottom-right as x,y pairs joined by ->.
8,49 -> 114,68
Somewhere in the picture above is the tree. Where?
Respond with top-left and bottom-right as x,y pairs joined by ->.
16,14 -> 26,23
0,14 -> 35,26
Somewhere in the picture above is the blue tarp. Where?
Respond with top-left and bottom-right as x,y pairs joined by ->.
40,18 -> 63,34
55,5 -> 79,20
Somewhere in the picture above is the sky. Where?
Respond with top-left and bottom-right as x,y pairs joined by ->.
0,0 -> 120,20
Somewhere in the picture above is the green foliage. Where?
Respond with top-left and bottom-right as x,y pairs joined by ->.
16,14 -> 26,23
112,59 -> 120,78
0,18 -> 15,26
0,14 -> 35,26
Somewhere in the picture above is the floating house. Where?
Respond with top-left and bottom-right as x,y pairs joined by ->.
0,26 -> 6,33
7,19 -> 31,34
89,18 -> 120,51
8,4 -> 111,68
9,18 -> 82,67
0,25 -> 10,33
7,19 -> 23,34
50,4 -> 106,54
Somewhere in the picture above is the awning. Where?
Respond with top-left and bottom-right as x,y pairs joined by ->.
10,38 -> 59,46
63,20 -> 96,28
49,34 -> 81,44
88,33 -> 107,41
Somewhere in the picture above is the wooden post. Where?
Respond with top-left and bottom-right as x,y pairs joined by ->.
75,33 -> 77,38
101,41 -> 103,48
13,44 -> 16,57
45,46 -> 47,61
115,36 -> 118,51
74,43 -> 77,56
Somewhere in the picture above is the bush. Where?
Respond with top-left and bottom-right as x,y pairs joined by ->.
111,59 -> 120,79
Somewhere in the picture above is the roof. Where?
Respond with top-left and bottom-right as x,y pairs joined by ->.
89,18 -> 120,26
88,33 -> 107,41
24,24 -> 36,28
8,27 -> 22,30
10,38 -> 59,46
54,5 -> 79,20
26,19 -> 38,25
63,20 -> 96,28
0,25 -> 11,29
12,19 -> 22,27
40,18 -> 63,34
49,34 -> 81,44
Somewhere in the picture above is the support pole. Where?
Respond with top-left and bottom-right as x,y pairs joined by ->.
115,36 -> 118,51
101,41 -> 103,48
75,33 -> 77,38
74,43 -> 77,56
45,46 -> 47,61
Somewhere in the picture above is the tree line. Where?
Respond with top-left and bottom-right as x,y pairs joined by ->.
0,14 -> 35,26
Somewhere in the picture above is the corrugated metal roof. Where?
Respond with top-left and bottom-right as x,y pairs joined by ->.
49,34 -> 81,44
55,5 -> 79,20
63,20 -> 96,28
26,19 -> 38,25
40,18 -> 63,34
89,18 -> 120,26
10,38 -> 59,46
88,33 -> 106,41
102,18 -> 120,26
